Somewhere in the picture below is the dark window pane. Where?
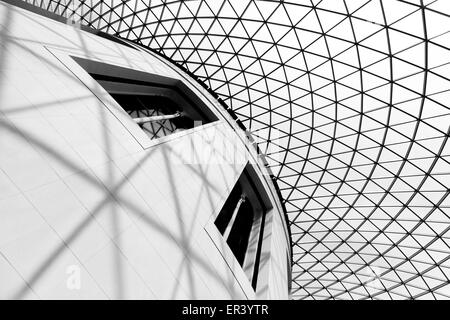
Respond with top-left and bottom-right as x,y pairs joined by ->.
214,183 -> 242,235
226,199 -> 254,266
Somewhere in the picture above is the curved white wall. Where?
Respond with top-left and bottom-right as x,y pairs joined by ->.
0,1 -> 290,299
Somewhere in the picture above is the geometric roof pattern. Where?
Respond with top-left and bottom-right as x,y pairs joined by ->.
21,0 -> 450,300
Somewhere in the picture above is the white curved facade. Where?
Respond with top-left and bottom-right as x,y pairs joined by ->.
0,1 -> 291,299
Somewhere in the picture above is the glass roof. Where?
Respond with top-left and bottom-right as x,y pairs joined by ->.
22,0 -> 450,300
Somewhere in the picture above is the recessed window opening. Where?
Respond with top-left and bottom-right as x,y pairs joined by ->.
73,57 -> 218,140
226,197 -> 254,265
215,164 -> 271,290
109,93 -> 192,139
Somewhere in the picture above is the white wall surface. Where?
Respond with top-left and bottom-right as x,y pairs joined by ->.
0,1 -> 290,299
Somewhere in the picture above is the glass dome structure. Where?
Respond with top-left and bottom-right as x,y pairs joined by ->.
21,0 -> 450,300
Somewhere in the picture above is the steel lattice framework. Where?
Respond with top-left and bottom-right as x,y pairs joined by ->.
20,0 -> 450,300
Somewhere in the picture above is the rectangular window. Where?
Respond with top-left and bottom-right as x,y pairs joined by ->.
74,57 -> 218,141
214,164 -> 270,290
108,93 -> 191,139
